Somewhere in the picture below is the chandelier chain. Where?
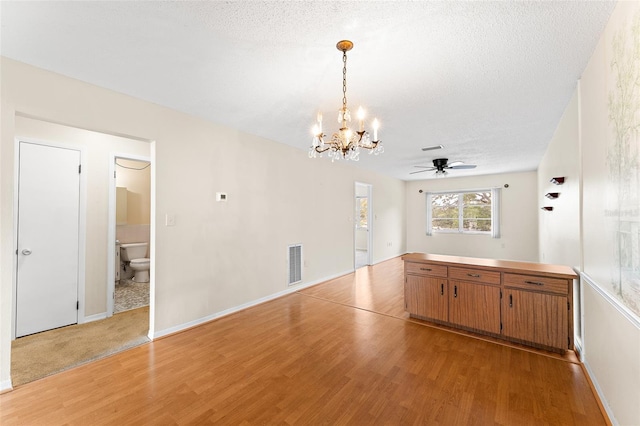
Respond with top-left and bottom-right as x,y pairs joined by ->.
342,50 -> 348,111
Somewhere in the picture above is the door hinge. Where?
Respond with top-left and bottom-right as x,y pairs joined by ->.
76,301 -> 79,310
78,164 -> 82,174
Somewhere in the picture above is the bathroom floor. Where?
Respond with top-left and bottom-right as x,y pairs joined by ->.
115,280 -> 150,313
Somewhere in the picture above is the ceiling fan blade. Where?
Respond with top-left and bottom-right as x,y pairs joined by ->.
414,166 -> 436,170
409,169 -> 431,175
448,164 -> 477,169
447,161 -> 464,167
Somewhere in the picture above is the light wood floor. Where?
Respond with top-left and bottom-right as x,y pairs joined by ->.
0,257 -> 606,425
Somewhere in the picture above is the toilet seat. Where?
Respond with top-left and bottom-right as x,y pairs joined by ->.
130,258 -> 150,266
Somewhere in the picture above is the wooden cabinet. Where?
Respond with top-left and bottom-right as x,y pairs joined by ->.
503,274 -> 569,349
405,275 -> 448,322
449,280 -> 501,335
403,253 -> 577,353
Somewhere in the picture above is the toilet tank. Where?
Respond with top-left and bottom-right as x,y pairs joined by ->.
120,242 -> 148,261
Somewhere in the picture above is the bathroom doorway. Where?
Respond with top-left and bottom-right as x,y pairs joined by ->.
354,182 -> 372,269
109,156 -> 152,316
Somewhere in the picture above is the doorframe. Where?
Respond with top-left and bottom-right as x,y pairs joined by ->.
12,138 -> 87,340
106,152 -> 152,321
354,182 -> 373,269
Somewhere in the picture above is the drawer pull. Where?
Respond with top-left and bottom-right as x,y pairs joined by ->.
524,280 -> 544,286
420,268 -> 432,271
467,273 -> 480,278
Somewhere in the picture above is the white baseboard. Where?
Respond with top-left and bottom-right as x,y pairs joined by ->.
582,358 -> 618,425
0,379 -> 13,393
152,269 -> 353,339
83,312 -> 107,323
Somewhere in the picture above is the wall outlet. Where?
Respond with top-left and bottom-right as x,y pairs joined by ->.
216,192 -> 227,202
165,214 -> 176,226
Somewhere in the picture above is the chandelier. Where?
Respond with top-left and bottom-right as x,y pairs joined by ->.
309,40 -> 383,161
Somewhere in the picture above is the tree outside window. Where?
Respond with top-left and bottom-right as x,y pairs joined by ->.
430,191 -> 492,233
356,197 -> 368,229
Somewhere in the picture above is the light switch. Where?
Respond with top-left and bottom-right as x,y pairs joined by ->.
165,214 -> 176,226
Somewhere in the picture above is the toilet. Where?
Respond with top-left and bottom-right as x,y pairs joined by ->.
120,242 -> 150,283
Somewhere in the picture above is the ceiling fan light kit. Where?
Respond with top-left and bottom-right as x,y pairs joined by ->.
309,40 -> 383,162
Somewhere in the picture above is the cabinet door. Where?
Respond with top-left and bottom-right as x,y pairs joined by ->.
449,280 -> 501,334
533,292 -> 568,349
502,289 -> 535,342
405,275 -> 448,322
503,289 -> 568,350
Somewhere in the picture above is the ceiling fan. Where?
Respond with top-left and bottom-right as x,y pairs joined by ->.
410,158 -> 477,175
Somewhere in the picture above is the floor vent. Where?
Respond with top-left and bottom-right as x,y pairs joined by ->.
288,244 -> 302,286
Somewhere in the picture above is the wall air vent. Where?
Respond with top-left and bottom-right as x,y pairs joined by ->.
288,244 -> 302,286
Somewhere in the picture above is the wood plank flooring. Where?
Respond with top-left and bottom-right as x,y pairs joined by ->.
0,257 -> 606,425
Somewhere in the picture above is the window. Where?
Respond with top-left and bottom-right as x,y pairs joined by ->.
356,196 -> 368,229
426,188 -> 500,237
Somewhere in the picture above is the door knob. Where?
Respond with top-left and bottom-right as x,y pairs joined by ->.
21,249 -> 32,256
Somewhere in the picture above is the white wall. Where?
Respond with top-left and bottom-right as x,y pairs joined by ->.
406,172 -> 538,262
537,90 -> 581,269
0,58 -> 407,389
538,2 -> 640,423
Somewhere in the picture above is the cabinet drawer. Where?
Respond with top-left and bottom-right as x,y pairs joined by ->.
503,273 -> 568,295
405,262 -> 448,278
449,266 -> 501,285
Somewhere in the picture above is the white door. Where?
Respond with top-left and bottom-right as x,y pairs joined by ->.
16,142 -> 81,337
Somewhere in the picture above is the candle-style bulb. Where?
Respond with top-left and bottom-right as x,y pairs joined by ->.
372,118 -> 379,141
357,107 -> 365,132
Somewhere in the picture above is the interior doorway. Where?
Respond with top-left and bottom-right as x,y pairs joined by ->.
10,116 -> 153,386
354,182 -> 372,269
111,158 -> 151,315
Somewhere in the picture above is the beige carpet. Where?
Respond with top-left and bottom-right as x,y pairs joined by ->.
11,307 -> 150,387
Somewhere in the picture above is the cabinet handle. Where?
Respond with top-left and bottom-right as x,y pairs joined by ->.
440,283 -> 444,296
467,273 -> 480,278
454,285 -> 458,298
509,294 -> 513,308
420,268 -> 432,271
524,280 -> 544,286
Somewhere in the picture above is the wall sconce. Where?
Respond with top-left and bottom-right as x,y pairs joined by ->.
545,192 -> 560,199
541,206 -> 554,211
550,177 -> 565,185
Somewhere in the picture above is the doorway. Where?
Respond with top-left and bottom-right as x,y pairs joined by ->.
15,141 -> 82,337
10,117 -> 154,386
354,182 -> 372,269
109,157 -> 152,316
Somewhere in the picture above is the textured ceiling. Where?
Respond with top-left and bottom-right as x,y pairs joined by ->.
0,1 -> 616,180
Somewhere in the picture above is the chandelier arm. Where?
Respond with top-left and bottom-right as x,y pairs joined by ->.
314,145 -> 332,154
